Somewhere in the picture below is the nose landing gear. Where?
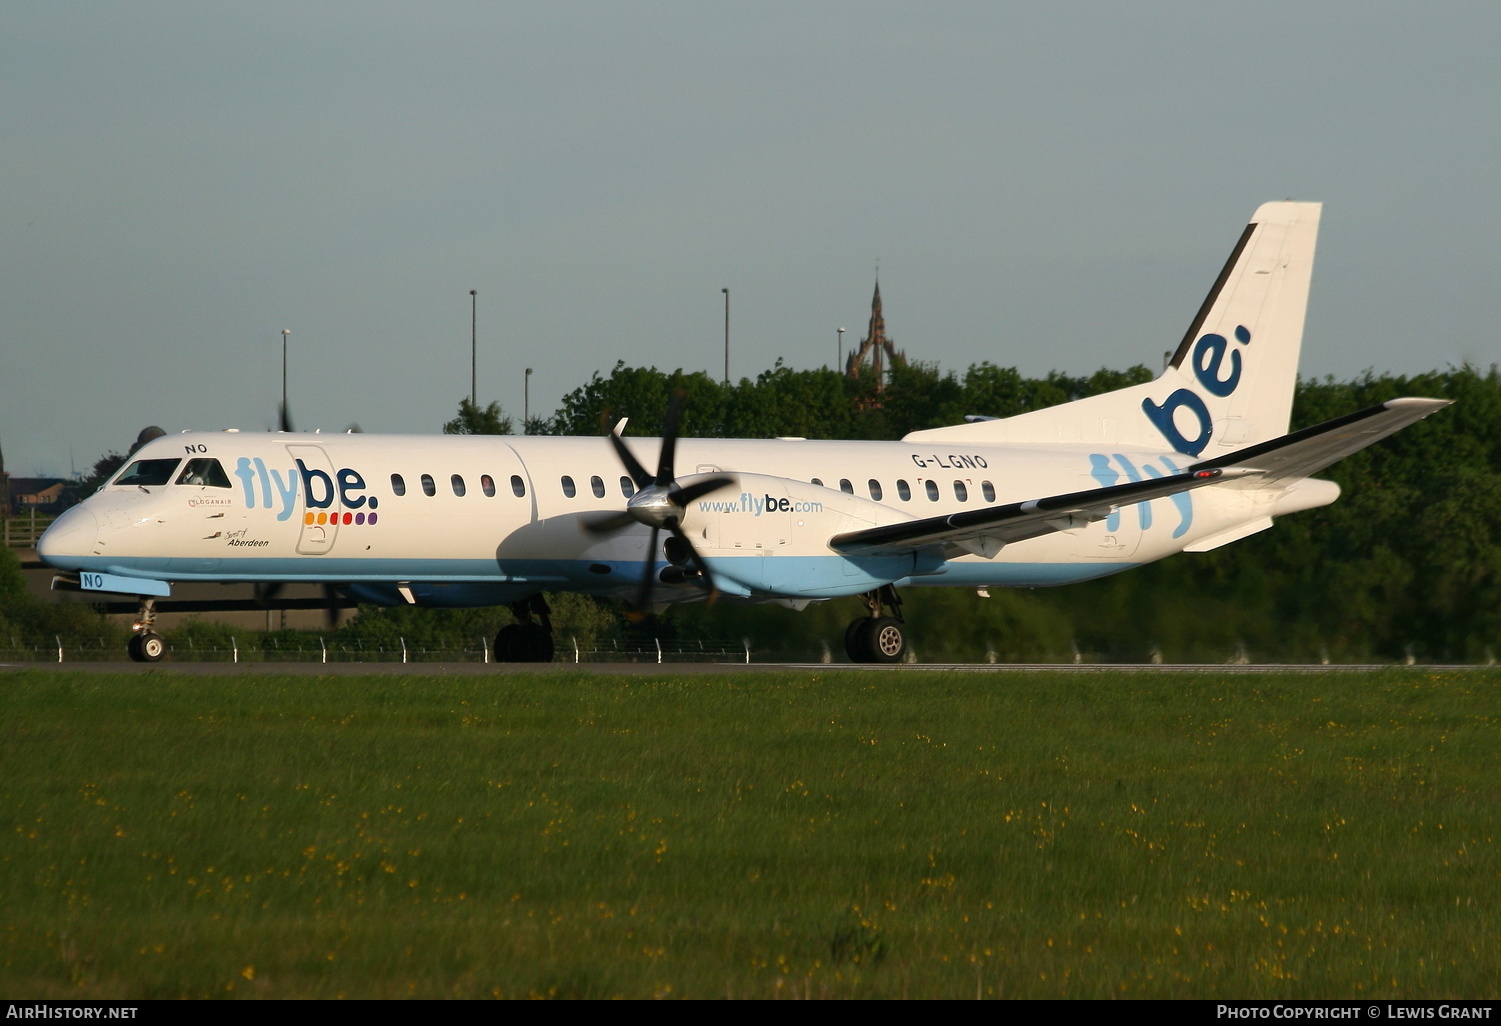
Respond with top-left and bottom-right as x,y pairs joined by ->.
127,598 -> 166,663
843,585 -> 907,664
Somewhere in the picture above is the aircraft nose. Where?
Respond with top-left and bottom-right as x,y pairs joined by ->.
36,506 -> 98,569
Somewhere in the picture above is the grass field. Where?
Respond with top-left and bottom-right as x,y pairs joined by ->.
2,668 -> 1498,999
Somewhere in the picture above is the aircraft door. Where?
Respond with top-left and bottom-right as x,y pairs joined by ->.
1080,462 -> 1145,559
286,444 -> 340,555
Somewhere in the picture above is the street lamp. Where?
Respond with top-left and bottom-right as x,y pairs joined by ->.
722,287 -> 730,385
280,329 -> 290,430
470,290 -> 478,408
524,367 -> 533,433
837,327 -> 845,370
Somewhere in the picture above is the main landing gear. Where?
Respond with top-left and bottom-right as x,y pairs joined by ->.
127,597 -> 166,663
494,594 -> 555,663
844,585 -> 907,664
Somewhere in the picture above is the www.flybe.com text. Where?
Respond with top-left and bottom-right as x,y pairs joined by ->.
698,493 -> 825,516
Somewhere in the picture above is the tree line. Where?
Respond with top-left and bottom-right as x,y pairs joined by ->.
6,359 -> 1497,662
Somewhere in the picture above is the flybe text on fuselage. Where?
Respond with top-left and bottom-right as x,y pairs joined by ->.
1141,326 -> 1251,456
231,457 -> 378,521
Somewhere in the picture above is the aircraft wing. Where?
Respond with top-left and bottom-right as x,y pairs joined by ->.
829,468 -> 1234,558
830,396 -> 1449,560
1189,396 -> 1450,485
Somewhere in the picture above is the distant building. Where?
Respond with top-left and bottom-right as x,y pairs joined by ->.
5,478 -> 76,517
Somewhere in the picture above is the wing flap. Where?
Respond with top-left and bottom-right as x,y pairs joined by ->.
830,468 -> 1233,557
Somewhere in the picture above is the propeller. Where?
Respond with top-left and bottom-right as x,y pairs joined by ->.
584,394 -> 735,614
254,581 -> 346,630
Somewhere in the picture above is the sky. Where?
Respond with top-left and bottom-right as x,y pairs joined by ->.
3,1 -> 1498,478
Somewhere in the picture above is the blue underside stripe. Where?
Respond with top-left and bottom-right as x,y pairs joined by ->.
86,555 -> 1142,595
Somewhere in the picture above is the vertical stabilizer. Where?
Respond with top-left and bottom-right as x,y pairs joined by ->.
904,201 -> 1322,452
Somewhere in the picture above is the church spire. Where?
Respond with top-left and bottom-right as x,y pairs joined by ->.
844,279 -> 904,390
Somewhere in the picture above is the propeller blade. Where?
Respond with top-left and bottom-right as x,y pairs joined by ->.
322,583 -> 343,630
625,525 -> 662,622
669,474 -> 736,507
580,510 -> 637,535
608,429 -> 653,490
279,402 -> 294,434
655,393 -> 685,487
667,524 -> 720,604
254,581 -> 285,605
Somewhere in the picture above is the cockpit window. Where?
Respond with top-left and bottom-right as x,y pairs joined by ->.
114,458 -> 182,487
175,458 -> 232,488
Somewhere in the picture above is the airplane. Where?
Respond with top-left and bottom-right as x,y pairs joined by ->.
38,201 -> 1448,663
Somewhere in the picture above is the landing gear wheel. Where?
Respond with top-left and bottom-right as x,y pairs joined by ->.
494,624 -> 521,662
128,632 -> 166,663
520,623 -> 554,662
494,623 -> 555,663
866,616 -> 906,663
844,618 -> 872,662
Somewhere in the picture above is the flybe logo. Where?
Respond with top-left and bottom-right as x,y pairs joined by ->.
1141,326 -> 1250,456
1089,453 -> 1193,538
231,457 -> 380,524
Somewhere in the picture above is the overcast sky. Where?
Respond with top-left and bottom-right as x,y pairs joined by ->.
3,1 -> 1497,477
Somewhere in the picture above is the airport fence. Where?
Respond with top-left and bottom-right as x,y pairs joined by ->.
0,635 -> 758,664
3,513 -> 54,549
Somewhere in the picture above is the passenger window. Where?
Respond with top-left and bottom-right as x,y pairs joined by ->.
175,458 -> 232,488
897,479 -> 911,501
421,474 -> 436,497
451,474 -> 466,497
868,480 -> 883,501
391,473 -> 406,496
561,475 -> 576,498
114,458 -> 181,487
925,480 -> 939,501
982,481 -> 996,502
591,475 -> 605,498
511,475 -> 526,498
481,474 -> 496,497
620,476 -> 635,498
839,479 -> 853,494
954,481 -> 968,502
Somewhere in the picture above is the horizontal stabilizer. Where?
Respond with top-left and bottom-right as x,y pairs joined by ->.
1190,397 -> 1450,485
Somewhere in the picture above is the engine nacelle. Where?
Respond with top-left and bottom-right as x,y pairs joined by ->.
678,473 -> 920,597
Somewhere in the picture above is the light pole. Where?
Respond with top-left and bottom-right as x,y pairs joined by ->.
280,329 -> 290,429
722,287 -> 730,385
524,367 -> 532,433
470,290 -> 478,408
837,327 -> 845,371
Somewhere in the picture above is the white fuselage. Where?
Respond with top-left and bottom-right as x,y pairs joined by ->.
38,429 -> 1297,608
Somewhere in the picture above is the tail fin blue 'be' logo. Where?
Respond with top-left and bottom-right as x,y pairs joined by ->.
1140,326 -> 1250,455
